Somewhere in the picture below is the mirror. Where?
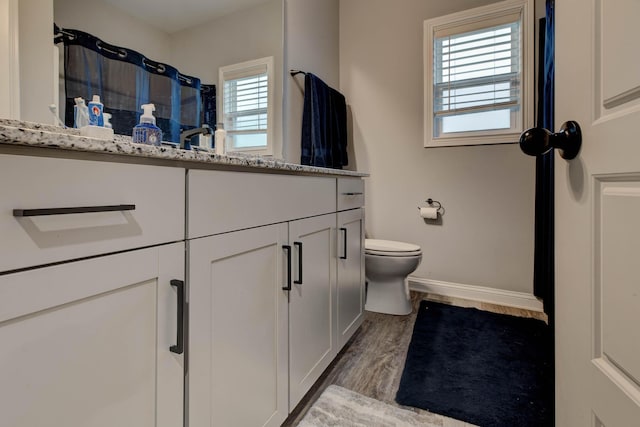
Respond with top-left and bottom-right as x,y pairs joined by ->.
11,0 -> 283,155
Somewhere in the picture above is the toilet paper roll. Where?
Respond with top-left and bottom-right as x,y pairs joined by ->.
419,207 -> 438,219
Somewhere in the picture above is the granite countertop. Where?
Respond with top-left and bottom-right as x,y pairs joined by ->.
0,119 -> 367,177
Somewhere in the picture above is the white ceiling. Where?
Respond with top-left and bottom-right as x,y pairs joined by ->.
101,0 -> 272,34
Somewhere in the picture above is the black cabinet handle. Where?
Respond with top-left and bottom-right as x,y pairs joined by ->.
294,242 -> 303,285
13,204 -> 136,217
283,245 -> 292,291
169,279 -> 184,355
340,228 -> 348,260
341,192 -> 363,196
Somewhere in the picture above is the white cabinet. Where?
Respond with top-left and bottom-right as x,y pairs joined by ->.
0,243 -> 185,427
336,178 -> 365,351
336,208 -> 365,349
188,214 -> 338,424
187,170 -> 366,426
188,224 -> 290,427
187,170 -> 341,426
0,153 -> 186,427
288,213 -> 337,408
0,149 -> 364,427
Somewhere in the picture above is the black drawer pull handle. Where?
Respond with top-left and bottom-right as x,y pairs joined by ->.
294,242 -> 303,285
283,245 -> 292,291
340,228 -> 348,260
170,279 -> 185,355
13,204 -> 136,217
341,192 -> 363,196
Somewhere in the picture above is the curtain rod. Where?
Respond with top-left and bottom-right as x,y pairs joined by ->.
53,24 -> 76,44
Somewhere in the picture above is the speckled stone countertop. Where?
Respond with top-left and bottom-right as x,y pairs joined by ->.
0,119 -> 367,177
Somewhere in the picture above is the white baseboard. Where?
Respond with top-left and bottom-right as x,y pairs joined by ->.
408,277 -> 544,312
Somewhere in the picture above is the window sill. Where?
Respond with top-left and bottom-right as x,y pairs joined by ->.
425,132 -> 521,148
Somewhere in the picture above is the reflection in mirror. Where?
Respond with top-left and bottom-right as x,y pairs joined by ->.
14,0 -> 283,154
55,25 -> 216,144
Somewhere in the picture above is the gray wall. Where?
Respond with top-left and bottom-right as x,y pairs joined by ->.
170,0 -> 282,87
19,0 -> 56,124
340,0 -> 536,294
170,0 -> 283,156
55,0 -> 282,87
283,0 -> 339,164
1,0 -> 21,120
54,0 -> 172,63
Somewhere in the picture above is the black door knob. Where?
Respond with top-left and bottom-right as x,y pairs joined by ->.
519,121 -> 582,160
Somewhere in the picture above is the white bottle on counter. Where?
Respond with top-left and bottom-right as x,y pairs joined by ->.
214,123 -> 226,155
103,113 -> 113,129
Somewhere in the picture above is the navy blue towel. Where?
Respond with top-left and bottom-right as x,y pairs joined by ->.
301,73 -> 348,169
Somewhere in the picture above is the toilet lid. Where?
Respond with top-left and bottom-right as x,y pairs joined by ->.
365,239 -> 422,256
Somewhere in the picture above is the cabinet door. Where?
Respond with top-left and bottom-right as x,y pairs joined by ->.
288,213 -> 337,408
189,223 -> 289,427
337,209 -> 365,349
0,243 -> 185,427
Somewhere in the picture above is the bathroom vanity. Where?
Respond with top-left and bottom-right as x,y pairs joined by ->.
0,120 -> 366,427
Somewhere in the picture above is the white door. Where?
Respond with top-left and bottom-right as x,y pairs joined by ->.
0,243 -> 185,427
288,213 -> 337,409
556,0 -> 640,426
188,224 -> 289,427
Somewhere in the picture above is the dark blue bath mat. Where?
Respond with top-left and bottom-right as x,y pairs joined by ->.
396,300 -> 553,427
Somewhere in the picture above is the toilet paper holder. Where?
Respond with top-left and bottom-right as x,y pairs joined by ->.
417,198 -> 445,216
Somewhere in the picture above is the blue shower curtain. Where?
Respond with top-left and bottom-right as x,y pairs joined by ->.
535,3 -> 555,425
56,26 -> 216,143
534,1 -> 554,319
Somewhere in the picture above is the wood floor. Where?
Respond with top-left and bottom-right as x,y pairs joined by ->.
282,291 -> 547,427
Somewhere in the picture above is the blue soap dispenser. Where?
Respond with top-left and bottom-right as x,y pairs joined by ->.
132,103 -> 162,145
88,95 -> 104,126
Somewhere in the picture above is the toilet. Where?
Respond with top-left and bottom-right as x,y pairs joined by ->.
364,239 -> 422,315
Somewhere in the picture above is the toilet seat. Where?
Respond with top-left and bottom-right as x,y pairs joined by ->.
365,239 -> 422,257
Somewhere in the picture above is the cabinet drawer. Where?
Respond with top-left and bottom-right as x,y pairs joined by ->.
337,178 -> 365,211
188,170 -> 336,238
0,154 -> 184,272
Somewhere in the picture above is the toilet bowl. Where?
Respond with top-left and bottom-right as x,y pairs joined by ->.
365,239 -> 422,315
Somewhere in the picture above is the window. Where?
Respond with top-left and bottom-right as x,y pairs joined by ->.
219,56 -> 274,155
424,0 -> 533,147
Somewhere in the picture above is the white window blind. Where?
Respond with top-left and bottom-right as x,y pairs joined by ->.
224,73 -> 268,148
219,57 -> 273,154
424,0 -> 532,147
434,20 -> 520,119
